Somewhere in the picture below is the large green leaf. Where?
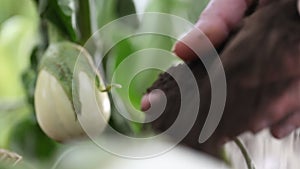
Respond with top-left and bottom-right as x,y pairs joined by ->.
96,0 -> 137,28
116,0 -> 136,17
37,0 -> 79,42
8,115 -> 58,161
0,0 -> 37,24
0,16 -> 38,98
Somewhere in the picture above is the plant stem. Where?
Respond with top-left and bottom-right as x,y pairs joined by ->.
234,137 -> 256,169
77,0 -> 92,45
0,149 -> 22,166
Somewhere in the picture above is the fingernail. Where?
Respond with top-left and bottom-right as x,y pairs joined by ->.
172,41 -> 196,61
141,94 -> 150,111
173,28 -> 212,61
141,91 -> 165,112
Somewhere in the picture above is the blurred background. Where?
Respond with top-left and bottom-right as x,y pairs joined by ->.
0,0 -> 210,168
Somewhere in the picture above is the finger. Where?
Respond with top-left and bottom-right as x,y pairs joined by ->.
249,81 -> 300,133
258,0 -> 272,7
141,94 -> 151,111
270,111 -> 300,139
173,0 -> 253,61
141,90 -> 165,113
298,0 -> 300,14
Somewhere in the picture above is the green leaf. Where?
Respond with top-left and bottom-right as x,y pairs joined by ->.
96,0 -> 138,29
37,0 -> 79,42
8,115 -> 58,161
0,0 -> 37,24
22,68 -> 36,106
116,0 -> 136,17
95,0 -> 117,28
0,16 -> 38,98
115,0 -> 138,28
108,101 -> 134,135
76,0 -> 92,44
0,101 -> 29,148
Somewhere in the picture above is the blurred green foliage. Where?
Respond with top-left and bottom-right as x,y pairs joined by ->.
0,0 -> 38,98
0,0 -> 59,167
0,0 -> 38,149
0,0 -> 209,168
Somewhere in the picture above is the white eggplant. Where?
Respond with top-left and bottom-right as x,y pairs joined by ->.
34,42 -> 111,142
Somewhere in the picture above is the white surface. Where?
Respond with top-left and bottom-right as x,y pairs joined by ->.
225,129 -> 300,169
54,139 -> 229,169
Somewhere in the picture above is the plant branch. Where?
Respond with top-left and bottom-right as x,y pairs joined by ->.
234,137 -> 256,169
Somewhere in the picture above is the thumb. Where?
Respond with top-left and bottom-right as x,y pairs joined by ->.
173,0 -> 251,61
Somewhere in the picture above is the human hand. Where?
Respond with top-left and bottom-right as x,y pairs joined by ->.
173,0 -> 277,61
142,0 -> 300,144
